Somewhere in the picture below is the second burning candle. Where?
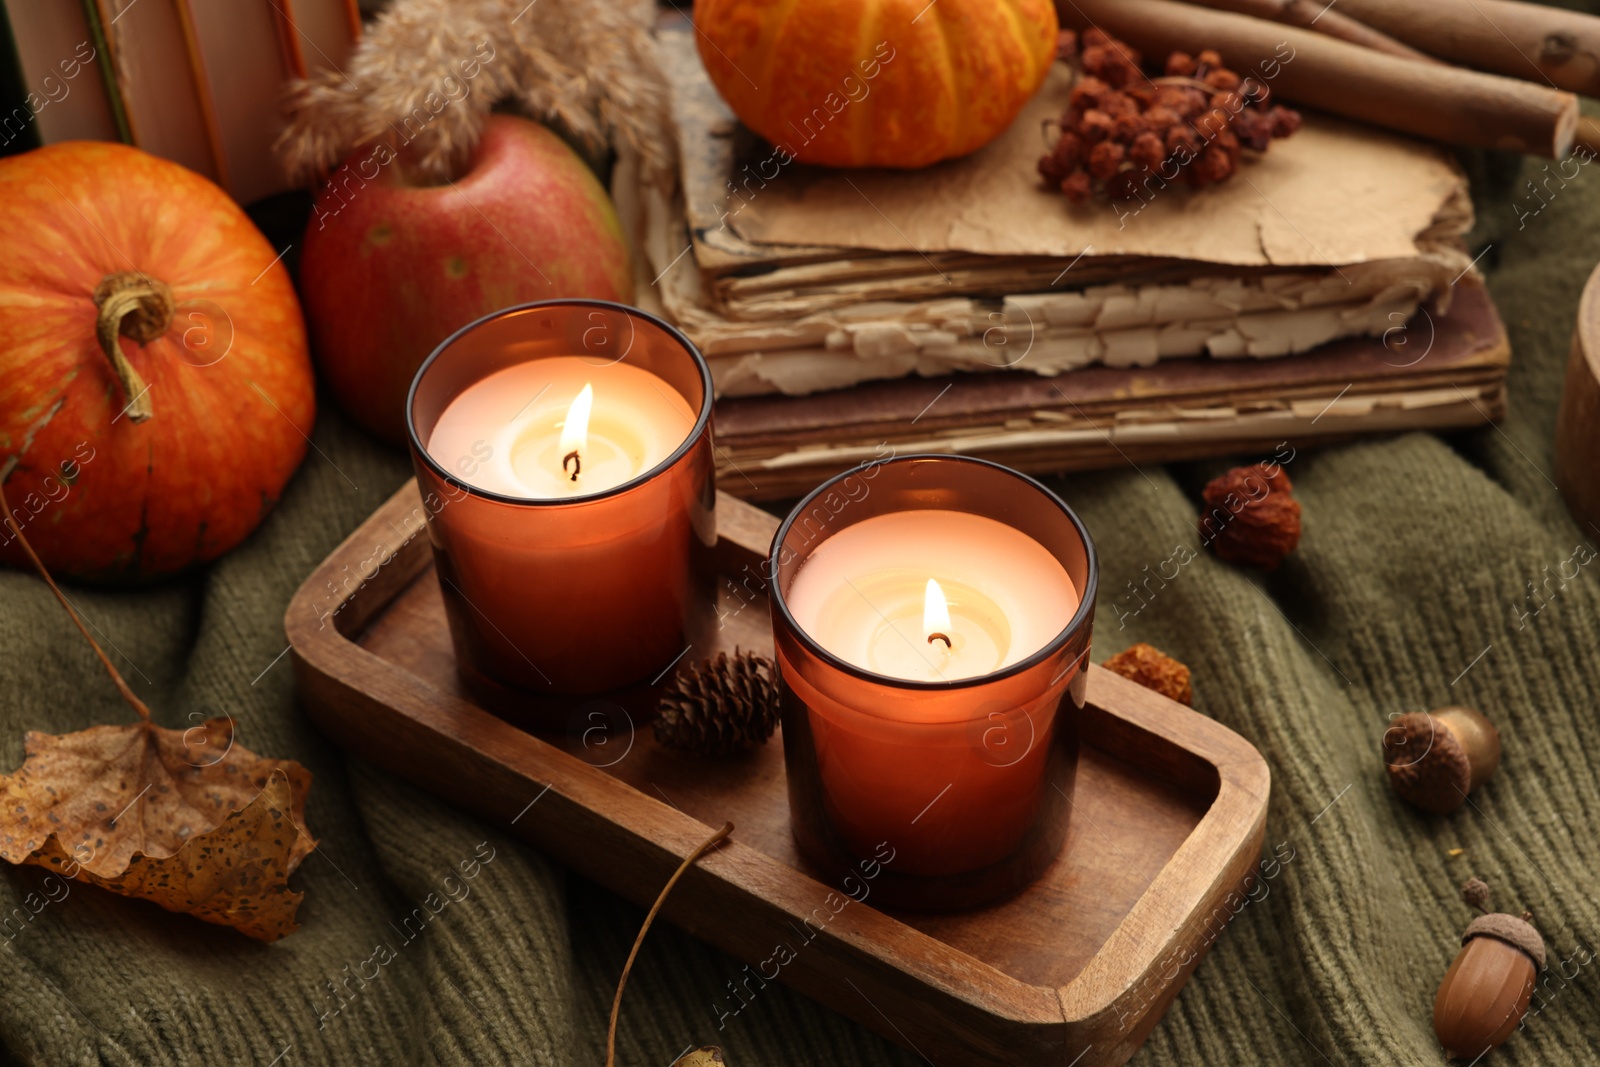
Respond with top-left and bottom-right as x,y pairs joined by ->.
770,455 -> 1097,910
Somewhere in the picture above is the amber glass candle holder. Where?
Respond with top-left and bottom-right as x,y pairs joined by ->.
769,456 -> 1097,911
406,300 -> 716,728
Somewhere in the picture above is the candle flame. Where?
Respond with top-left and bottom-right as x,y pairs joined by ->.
559,383 -> 593,470
924,578 -> 951,647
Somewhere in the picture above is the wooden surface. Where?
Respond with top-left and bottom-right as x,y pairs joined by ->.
287,482 -> 1270,1066
713,282 -> 1510,499
1557,262 -> 1600,538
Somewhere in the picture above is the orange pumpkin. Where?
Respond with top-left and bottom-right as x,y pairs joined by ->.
694,0 -> 1059,168
0,142 -> 314,583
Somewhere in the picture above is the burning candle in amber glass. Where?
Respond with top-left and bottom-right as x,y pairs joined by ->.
770,456 -> 1097,910
407,301 -> 716,726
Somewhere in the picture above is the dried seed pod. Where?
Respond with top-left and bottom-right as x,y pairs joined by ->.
1080,44 -> 1111,76
1069,75 -> 1110,109
1144,105 -> 1179,131
1166,124 -> 1203,159
1204,68 -> 1242,91
1129,131 -> 1167,172
1232,109 -> 1275,152
1194,107 -> 1231,141
1056,29 -> 1078,63
1110,111 -> 1145,143
1434,879 -> 1544,1060
1100,91 -> 1141,122
1104,169 -> 1145,201
1079,109 -> 1114,143
1088,140 -> 1126,180
1102,643 -> 1193,705
1197,463 -> 1302,570
1383,707 -> 1501,814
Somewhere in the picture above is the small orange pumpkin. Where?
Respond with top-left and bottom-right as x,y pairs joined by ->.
0,142 -> 314,582
694,0 -> 1059,169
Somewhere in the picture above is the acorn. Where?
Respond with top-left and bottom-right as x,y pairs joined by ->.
1382,706 -> 1501,814
1433,878 -> 1544,1060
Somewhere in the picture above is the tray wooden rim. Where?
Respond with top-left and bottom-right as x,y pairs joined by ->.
286,481 -> 1270,1057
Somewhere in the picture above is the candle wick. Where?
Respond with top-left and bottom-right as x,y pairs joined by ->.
927,632 -> 951,649
563,450 -> 581,482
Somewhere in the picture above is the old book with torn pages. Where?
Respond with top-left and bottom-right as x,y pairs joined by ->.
640,28 -> 1474,400
610,20 -> 1505,499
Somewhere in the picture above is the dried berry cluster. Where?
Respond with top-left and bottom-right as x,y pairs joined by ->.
1039,29 -> 1302,202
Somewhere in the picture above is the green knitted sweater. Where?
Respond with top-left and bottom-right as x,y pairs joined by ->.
1,141 -> 1597,1066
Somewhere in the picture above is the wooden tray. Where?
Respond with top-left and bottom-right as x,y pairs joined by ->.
287,483 -> 1270,1066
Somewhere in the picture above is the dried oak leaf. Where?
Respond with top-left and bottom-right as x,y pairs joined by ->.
672,1049 -> 726,1067
0,717 -> 315,941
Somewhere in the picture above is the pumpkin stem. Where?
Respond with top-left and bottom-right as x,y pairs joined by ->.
92,272 -> 174,424
0,476 -> 153,723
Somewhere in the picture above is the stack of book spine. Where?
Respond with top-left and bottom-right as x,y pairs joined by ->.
0,0 -> 360,204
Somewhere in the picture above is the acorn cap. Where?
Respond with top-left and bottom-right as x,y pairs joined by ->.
1384,711 -> 1471,813
1463,913 -> 1546,971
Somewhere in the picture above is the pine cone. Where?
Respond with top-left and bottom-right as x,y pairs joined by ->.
655,650 -> 781,756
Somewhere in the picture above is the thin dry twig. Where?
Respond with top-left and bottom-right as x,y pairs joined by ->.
606,821 -> 734,1067
0,479 -> 151,722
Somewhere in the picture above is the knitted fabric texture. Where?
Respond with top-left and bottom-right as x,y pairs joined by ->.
0,152 -> 1595,1066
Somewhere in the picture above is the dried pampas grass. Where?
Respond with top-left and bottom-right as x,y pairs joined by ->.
276,0 -> 674,184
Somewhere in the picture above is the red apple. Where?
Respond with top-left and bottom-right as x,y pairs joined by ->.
300,115 -> 634,443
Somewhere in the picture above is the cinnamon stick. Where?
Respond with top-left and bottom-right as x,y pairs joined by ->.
1063,0 -> 1578,158
1320,0 -> 1600,97
1575,116 -> 1600,160
1181,0 -> 1442,64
